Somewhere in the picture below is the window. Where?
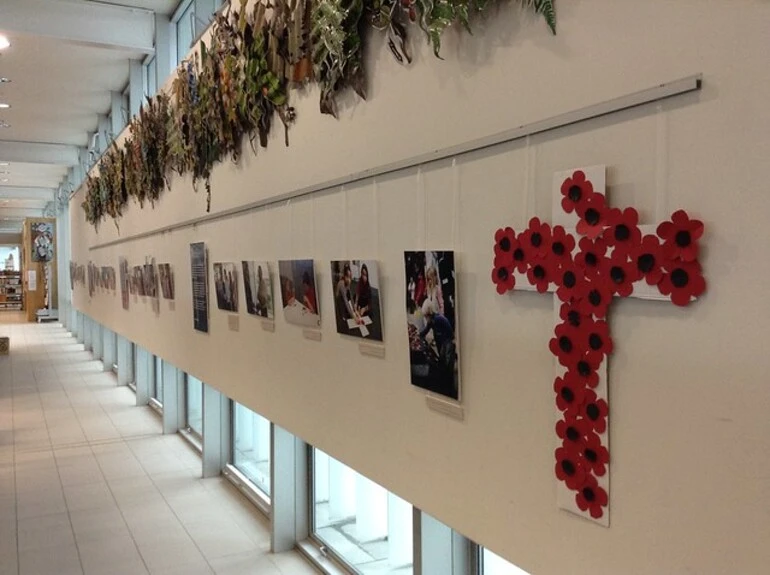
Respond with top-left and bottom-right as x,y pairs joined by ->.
232,402 -> 271,496
312,448 -> 413,575
481,549 -> 530,575
176,2 -> 195,63
153,356 -> 163,405
186,376 -> 203,436
144,56 -> 157,98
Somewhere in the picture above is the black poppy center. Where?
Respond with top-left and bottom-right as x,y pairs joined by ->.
563,271 -> 576,288
552,242 -> 565,256
614,224 -> 630,242
559,336 -> 573,353
560,386 -> 575,403
561,460 -> 576,476
671,268 -> 689,288
577,360 -> 591,377
588,333 -> 603,351
585,208 -> 600,226
566,426 -> 581,442
582,487 -> 596,502
496,267 -> 508,281
637,253 -> 655,273
675,230 -> 692,248
586,403 -> 600,421
513,248 -> 525,262
584,449 -> 598,463
531,232 -> 543,248
568,185 -> 582,202
585,252 -> 598,267
588,289 -> 602,306
499,237 -> 511,252
533,265 -> 546,280
567,311 -> 581,327
610,266 -> 625,284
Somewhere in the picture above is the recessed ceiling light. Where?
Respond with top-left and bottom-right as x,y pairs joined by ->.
0,104 -> 9,109
0,78 -> 10,84
0,36 -> 10,51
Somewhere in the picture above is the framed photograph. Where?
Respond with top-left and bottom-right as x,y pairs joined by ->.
133,266 -> 145,297
330,260 -> 383,341
143,261 -> 158,299
119,258 -> 129,309
213,262 -> 239,312
278,260 -> 320,328
190,242 -> 209,332
158,263 -> 174,300
404,251 -> 460,401
30,221 -> 54,262
242,261 -> 274,319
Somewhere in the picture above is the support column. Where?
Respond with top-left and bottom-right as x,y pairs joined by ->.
128,59 -> 143,119
161,361 -> 184,434
110,91 -> 124,137
202,382 -> 230,478
117,336 -> 134,386
155,14 -> 173,88
82,316 -> 92,350
135,347 -> 152,406
97,114 -> 111,153
70,307 -> 78,335
419,511 -> 472,575
102,329 -> 117,371
271,425 -> 309,553
91,321 -> 103,361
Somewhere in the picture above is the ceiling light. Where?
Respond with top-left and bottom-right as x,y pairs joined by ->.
0,104 -> 9,109
0,78 -> 10,84
0,163 -> 8,166
0,36 -> 10,51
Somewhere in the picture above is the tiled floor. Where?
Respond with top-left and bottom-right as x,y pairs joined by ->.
0,321 -> 320,575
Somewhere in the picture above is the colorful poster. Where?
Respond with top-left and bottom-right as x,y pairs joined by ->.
190,242 -> 209,333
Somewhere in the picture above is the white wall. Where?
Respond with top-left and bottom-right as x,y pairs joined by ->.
70,2 -> 770,573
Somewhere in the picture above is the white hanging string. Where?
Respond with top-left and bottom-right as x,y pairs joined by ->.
523,134 -> 532,221
451,157 -> 460,249
655,103 -> 669,221
341,184 -> 348,259
416,166 -> 426,250
372,180 -> 380,257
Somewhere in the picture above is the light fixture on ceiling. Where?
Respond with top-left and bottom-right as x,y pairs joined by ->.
0,78 -> 10,84
0,103 -> 9,109
0,162 -> 8,166
0,36 -> 10,51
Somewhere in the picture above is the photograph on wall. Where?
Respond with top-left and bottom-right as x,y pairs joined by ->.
158,263 -> 174,300
278,260 -> 320,328
330,260 -> 383,341
87,262 -> 95,297
133,266 -> 145,296
404,251 -> 460,401
30,221 -> 55,262
69,261 -> 76,289
144,261 -> 158,299
213,262 -> 239,312
119,258 -> 129,310
242,261 -> 274,319
190,242 -> 209,332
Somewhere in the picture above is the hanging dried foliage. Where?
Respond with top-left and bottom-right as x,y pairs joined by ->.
82,0 -> 556,228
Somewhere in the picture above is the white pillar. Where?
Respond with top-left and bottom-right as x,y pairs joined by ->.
91,321 -> 103,360
329,457 -> 356,521
102,328 -> 117,371
271,424 -> 309,552
202,382 -> 229,478
135,347 -> 152,406
355,475 -> 388,542
82,316 -> 92,350
128,59 -> 143,119
388,493 -> 413,567
110,91 -> 124,136
117,336 -> 134,385
161,361 -> 183,434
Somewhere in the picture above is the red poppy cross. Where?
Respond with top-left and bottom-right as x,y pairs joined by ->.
491,165 -> 706,526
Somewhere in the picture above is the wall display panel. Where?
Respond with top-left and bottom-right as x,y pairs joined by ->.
242,261 -> 274,319
69,3 -> 770,574
330,260 -> 383,341
278,259 -> 320,328
190,242 -> 209,333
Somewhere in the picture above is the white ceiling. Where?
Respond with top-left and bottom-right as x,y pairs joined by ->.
0,0 -> 181,222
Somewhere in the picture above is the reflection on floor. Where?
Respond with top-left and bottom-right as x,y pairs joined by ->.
315,503 -> 412,575
0,321 -> 320,575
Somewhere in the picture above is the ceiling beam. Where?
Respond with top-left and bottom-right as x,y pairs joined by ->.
0,187 -> 55,201
1,0 -> 155,54
0,207 -> 44,218
0,141 -> 80,166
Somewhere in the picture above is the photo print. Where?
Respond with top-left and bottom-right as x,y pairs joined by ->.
31,221 -> 54,262
330,260 -> 383,341
158,263 -> 174,300
213,262 -> 239,312
404,251 -> 460,401
278,260 -> 320,328
242,261 -> 274,319
133,266 -> 145,296
119,258 -> 129,310
143,261 -> 158,299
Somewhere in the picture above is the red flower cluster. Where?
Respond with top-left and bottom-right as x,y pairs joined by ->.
493,170 -> 707,520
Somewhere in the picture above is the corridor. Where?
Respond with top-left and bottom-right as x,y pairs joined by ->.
0,321 -> 317,575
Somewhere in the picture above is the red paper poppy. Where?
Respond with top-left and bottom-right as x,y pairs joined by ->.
554,372 -> 587,414
549,322 -> 584,367
658,259 -> 706,306
493,227 -> 517,262
526,260 -> 554,293
559,301 -> 588,329
601,250 -> 641,297
570,350 -> 603,389
576,193 -> 609,239
631,234 -> 664,285
554,260 -> 581,303
491,259 -> 515,295
575,473 -> 609,519
560,170 -> 593,215
550,225 -> 576,264
581,389 -> 609,434
656,209 -> 704,262
520,217 -> 552,260
556,415 -> 591,451
574,236 -> 608,280
581,432 -> 610,477
576,279 -> 612,319
579,318 -> 613,357
605,207 -> 642,255
555,446 -> 587,491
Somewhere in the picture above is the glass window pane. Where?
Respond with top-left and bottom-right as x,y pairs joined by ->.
176,4 -> 195,62
233,402 -> 271,496
482,549 -> 530,575
154,356 -> 163,403
313,449 -> 413,575
186,376 -> 203,436
147,58 -> 157,97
